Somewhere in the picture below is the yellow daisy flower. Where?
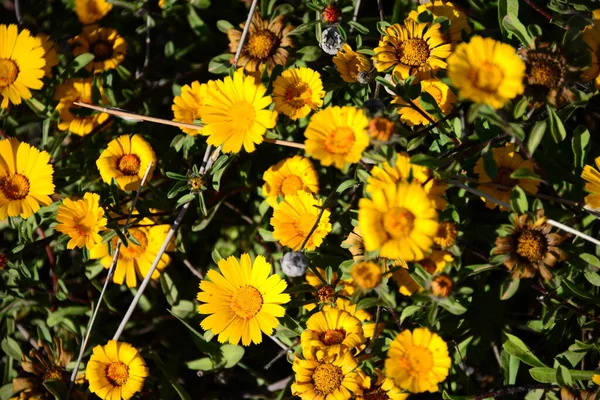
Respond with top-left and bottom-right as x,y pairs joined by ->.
434,221 -> 458,248
270,191 -> 332,251
327,298 -> 372,322
301,308 -> 366,361
54,78 -> 110,137
38,34 -> 59,78
197,253 -> 290,346
447,36 -> 525,109
392,78 -> 457,126
292,351 -> 364,399
56,193 -> 107,250
199,68 -> 277,153
407,0 -> 471,43
368,116 -> 396,142
473,143 -> 539,210
385,327 -> 451,393
96,134 -> 157,191
0,138 -> 54,220
582,156 -> 600,210
172,81 -> 209,136
89,216 -> 173,287
392,266 -> 422,296
74,0 -> 113,25
358,368 -> 409,400
70,25 -> 127,73
359,181 -> 438,261
0,24 -> 45,108
262,155 -> 319,207
366,152 -> 447,210
418,250 -> 454,274
85,340 -> 148,400
373,19 -> 452,81
351,261 -> 383,290
333,44 -> 372,83
273,67 -> 325,120
227,14 -> 294,76
304,106 -> 369,170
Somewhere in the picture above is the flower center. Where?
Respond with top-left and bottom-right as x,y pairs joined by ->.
117,154 -> 141,176
284,84 -> 312,108
119,229 -> 148,260
230,101 -> 256,135
92,41 -> 113,62
73,214 -> 94,236
312,363 -> 343,395
516,229 -> 547,262
324,127 -> 355,154
530,60 -> 561,89
105,361 -> 129,386
364,387 -> 390,400
496,167 -> 517,188
0,59 -> 18,88
435,221 -> 457,247
369,117 -> 395,141
0,174 -> 30,200
469,61 -> 504,93
383,207 -> 415,239
230,285 -> 263,319
398,39 -> 430,67
319,328 -> 346,346
280,175 -> 304,195
247,30 -> 277,59
43,366 -> 65,381
317,284 -> 335,303
401,346 -> 434,375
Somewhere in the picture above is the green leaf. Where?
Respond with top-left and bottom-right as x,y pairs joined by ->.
0,384 -> 16,400
500,279 -> 520,300
409,154 -> 440,168
513,96 -> 529,119
562,280 -> 600,304
510,186 -> 528,213
547,105 -> 567,143
502,350 -> 520,385
148,353 -> 192,400
297,45 -> 322,62
436,297 -> 467,315
400,305 -> 421,324
47,306 -> 89,327
336,179 -> 358,194
502,14 -> 535,47
483,149 -> 498,181
217,20 -> 234,33
1,337 -> 22,360
503,333 -> 547,367
43,379 -> 68,400
529,367 -> 594,383
187,4 -> 208,36
498,0 -> 519,37
70,53 -> 95,73
510,168 -> 541,181
167,309 -> 220,355
160,272 -> 179,305
186,357 -> 220,371
208,54 -> 232,75
557,365 -> 573,386
221,344 -> 245,368
348,21 -> 369,34
572,125 -> 590,168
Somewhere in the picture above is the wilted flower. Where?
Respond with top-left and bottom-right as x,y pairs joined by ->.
281,251 -> 309,277
321,26 -> 345,55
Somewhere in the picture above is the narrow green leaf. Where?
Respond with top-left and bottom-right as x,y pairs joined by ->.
510,185 -> 528,213
503,333 -> 547,367
547,105 -> 567,143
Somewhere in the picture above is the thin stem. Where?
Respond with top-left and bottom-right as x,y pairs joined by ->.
406,97 -> 437,126
233,0 -> 259,67
299,205 -> 327,251
14,0 -> 23,25
531,284 -> 600,325
472,384 -> 557,400
546,219 -> 600,247
349,0 -> 362,33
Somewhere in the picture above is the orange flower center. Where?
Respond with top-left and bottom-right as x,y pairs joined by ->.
118,154 -> 141,176
530,60 -> 561,89
0,59 -> 18,88
363,387 -> 390,400
230,285 -> 263,319
496,167 -> 517,188
119,229 -> 148,260
368,117 -> 395,141
230,101 -> 256,134
324,127 -> 355,154
319,328 -> 346,345
516,229 -> 547,262
312,363 -> 343,395
106,361 -> 129,386
247,30 -> 277,59
73,214 -> 94,236
383,207 -> 415,239
317,284 -> 335,303
398,38 -> 430,67
400,346 -> 433,375
469,61 -> 504,93
0,174 -> 30,200
284,84 -> 312,108
431,274 -> 453,297
280,175 -> 304,195
92,41 -> 113,61
43,367 -> 65,381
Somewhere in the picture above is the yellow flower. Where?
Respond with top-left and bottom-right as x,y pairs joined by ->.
434,221 -> 458,248
74,0 -> 112,24
171,81 -> 209,136
70,25 -> 127,73
262,155 -> 319,207
447,36 -> 525,109
197,253 -> 290,346
594,373 -> 600,386
359,181 -> 438,261
54,78 -> 110,136
392,78 -> 457,126
431,274 -> 453,297
304,106 -> 369,170
418,250 -> 454,274
56,193 -> 107,250
582,156 -> 600,210
85,340 -> 148,400
292,352 -> 364,399
473,144 -> 539,210
368,116 -> 396,142
199,68 -> 277,153
373,19 -> 452,81
341,227 -> 365,262
333,44 -> 372,83
385,327 -> 451,393
0,138 -> 54,220
366,152 -> 447,210
358,368 -> 409,400
351,261 -> 383,290
38,34 -> 59,78
407,0 -> 471,43
301,308 -> 366,361
89,217 -> 173,287
273,67 -> 325,120
582,15 -> 600,89
392,267 -> 422,296
96,134 -> 157,191
270,191 -> 332,251
0,24 -> 45,108
327,298 -> 372,322
227,14 -> 294,76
